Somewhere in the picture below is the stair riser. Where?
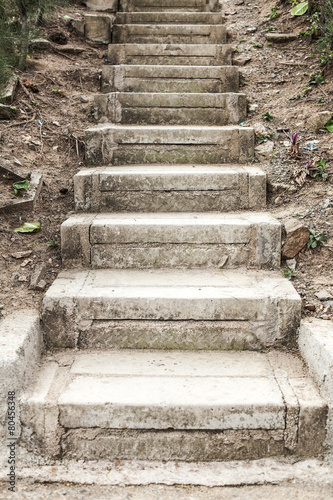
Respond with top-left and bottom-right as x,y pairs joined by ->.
61,217 -> 281,269
60,427 -> 326,461
85,126 -> 254,166
101,65 -> 239,94
94,93 -> 247,126
116,12 -> 224,24
112,25 -> 227,44
119,0 -> 220,12
107,44 -> 232,66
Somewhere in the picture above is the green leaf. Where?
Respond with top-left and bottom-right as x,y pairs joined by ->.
13,180 -> 30,193
311,241 -> 317,248
325,119 -> 333,133
291,2 -> 308,16
14,222 -> 40,233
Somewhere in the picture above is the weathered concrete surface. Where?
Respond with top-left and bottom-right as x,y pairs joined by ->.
2,480 -> 333,500
20,350 -> 327,460
116,12 -> 224,24
94,92 -> 247,125
0,170 -> 43,214
101,65 -> 239,94
112,24 -> 227,44
61,212 -> 281,269
119,0 -> 220,12
41,269 -> 301,349
83,0 -> 117,11
107,44 -> 232,66
84,14 -> 113,43
84,124 -> 254,165
0,311 -> 41,465
74,165 -> 266,212
299,319 -> 333,455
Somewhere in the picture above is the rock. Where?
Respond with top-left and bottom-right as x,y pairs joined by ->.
29,38 -> 51,50
306,111 -> 332,132
30,263 -> 47,290
20,259 -> 31,268
267,181 -> 297,195
35,279 -> 47,291
0,158 -> 29,181
266,33 -> 298,43
11,251 -> 32,259
253,122 -> 267,134
18,275 -> 28,282
0,75 -> 18,104
282,219 -> 310,259
255,141 -> 274,158
305,304 -> 316,311
315,290 -> 333,301
53,44 -> 85,55
320,314 -> 330,320
286,258 -> 297,271
274,196 -> 282,205
84,14 -> 112,43
77,95 -> 90,103
249,104 -> 259,113
2,254 -> 9,261
0,104 -> 14,120
233,55 -> 252,66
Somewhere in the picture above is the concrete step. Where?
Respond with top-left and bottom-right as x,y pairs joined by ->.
101,65 -> 239,94
42,268 -> 301,350
21,349 -> 327,460
94,92 -> 246,126
74,165 -> 266,212
119,0 -> 220,12
61,212 -> 281,269
85,124 -> 254,166
107,44 -> 232,66
116,12 -> 224,24
112,24 -> 227,44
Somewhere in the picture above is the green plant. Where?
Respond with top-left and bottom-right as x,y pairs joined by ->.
253,42 -> 263,48
309,69 -> 325,84
47,240 -> 57,247
13,179 -> 29,195
269,6 -> 280,20
256,132 -> 273,144
262,111 -> 274,121
310,158 -> 329,179
291,1 -> 308,16
308,230 -> 328,248
266,26 -> 275,32
283,268 -> 295,280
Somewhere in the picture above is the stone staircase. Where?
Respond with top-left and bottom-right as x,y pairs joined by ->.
21,0 -> 328,462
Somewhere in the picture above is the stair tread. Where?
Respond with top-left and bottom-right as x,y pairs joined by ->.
27,349 -> 326,431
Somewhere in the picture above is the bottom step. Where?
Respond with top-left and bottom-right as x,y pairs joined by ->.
21,350 -> 327,461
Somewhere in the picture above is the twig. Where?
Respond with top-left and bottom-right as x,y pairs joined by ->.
51,47 -> 75,61
6,112 -> 36,128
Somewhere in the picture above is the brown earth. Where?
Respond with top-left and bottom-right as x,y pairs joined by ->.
0,0 -> 332,323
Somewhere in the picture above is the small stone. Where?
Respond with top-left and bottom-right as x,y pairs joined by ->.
282,219 -> 310,259
78,95 -> 90,103
255,141 -> 274,158
11,251 -> 32,259
2,254 -> 9,261
306,304 -> 316,311
29,38 -> 51,50
321,314 -> 330,320
253,122 -> 267,134
315,290 -> 333,301
30,262 -> 46,290
274,196 -> 282,205
249,104 -> 259,112
18,275 -> 28,282
306,111 -> 332,132
35,279 -> 46,291
286,258 -> 296,271
20,259 -> 31,268
53,121 -> 60,127
266,33 -> 298,43
233,55 -> 252,66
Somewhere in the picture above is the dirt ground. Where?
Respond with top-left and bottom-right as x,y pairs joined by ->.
0,0 -> 333,322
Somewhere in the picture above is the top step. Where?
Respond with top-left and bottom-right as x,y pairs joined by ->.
116,12 -> 224,24
119,0 -> 220,12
